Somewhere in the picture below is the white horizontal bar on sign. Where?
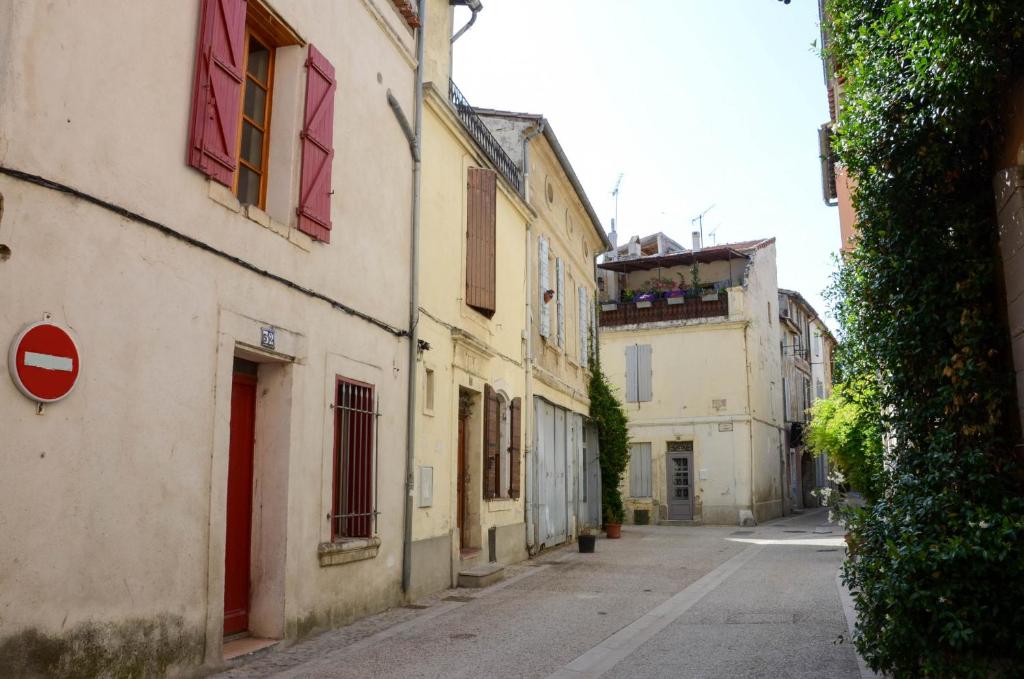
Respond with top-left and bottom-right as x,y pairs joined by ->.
24,352 -> 73,372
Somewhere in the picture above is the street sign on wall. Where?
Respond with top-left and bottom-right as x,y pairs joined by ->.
8,321 -> 81,403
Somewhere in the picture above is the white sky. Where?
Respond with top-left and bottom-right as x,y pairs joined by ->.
452,0 -> 840,325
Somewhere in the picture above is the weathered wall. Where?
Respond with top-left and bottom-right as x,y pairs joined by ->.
0,0 -> 415,674
412,87 -> 531,592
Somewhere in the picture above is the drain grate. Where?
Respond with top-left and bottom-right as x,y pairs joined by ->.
783,530 -> 808,534
817,548 -> 839,553
403,604 -> 429,610
443,595 -> 475,603
450,633 -> 477,640
731,530 -> 754,536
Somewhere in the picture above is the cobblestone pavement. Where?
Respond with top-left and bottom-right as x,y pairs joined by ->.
216,510 -> 864,679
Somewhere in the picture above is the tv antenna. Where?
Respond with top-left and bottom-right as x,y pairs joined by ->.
690,204 -> 715,246
611,173 -> 624,233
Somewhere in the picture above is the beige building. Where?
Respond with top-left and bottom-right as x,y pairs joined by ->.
597,234 -> 786,525
408,0 -> 609,596
0,0 -> 419,674
778,289 -> 836,510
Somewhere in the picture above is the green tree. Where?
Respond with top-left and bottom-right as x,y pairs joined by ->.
804,376 -> 884,501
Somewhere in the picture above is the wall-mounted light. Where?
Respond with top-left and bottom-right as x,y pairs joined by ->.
543,289 -> 555,304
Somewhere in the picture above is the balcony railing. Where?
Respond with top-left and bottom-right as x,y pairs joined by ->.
599,293 -> 729,328
449,79 -> 524,195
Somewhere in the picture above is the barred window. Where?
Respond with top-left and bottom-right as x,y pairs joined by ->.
332,377 -> 378,540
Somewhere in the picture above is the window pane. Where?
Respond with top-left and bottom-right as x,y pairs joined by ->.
243,81 -> 267,126
237,166 -> 260,206
240,122 -> 264,169
247,38 -> 270,84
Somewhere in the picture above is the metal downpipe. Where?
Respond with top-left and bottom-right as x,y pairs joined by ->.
402,0 -> 426,596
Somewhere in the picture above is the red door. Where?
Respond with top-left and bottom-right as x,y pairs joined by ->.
224,362 -> 257,636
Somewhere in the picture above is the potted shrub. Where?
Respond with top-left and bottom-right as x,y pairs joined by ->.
578,526 -> 596,553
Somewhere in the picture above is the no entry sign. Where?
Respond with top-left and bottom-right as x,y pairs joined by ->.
8,321 -> 81,403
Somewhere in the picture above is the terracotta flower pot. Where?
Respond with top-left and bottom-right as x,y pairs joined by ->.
605,523 -> 622,539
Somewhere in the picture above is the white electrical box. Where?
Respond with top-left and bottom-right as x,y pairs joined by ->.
418,466 -> 433,508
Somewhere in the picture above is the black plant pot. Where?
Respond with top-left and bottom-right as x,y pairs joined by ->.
578,534 -> 596,553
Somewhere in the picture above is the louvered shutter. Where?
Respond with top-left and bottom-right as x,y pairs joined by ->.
578,286 -> 588,365
297,45 -> 337,242
539,236 -> 550,338
509,397 -> 522,499
625,345 -> 638,402
187,0 -> 246,187
483,384 -> 499,499
466,168 -> 497,316
556,257 -> 565,348
629,443 -> 652,497
637,344 -> 653,402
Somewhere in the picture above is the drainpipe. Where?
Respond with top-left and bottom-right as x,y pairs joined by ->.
451,0 -> 482,43
399,0 -> 426,596
521,121 -> 543,551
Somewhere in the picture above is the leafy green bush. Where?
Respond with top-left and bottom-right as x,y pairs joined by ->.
588,351 -> 629,525
824,1 -> 1024,675
804,375 -> 884,501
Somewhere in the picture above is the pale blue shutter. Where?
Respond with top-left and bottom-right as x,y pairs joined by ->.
629,443 -> 652,497
578,286 -> 588,365
625,345 -> 638,402
556,257 -> 565,349
539,236 -> 550,338
637,344 -> 653,402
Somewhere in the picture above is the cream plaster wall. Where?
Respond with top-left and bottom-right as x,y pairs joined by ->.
597,244 -> 784,525
411,86 -> 531,590
0,0 -> 415,673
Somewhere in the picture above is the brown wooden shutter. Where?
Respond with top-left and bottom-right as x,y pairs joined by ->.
187,0 -> 247,187
297,44 -> 337,242
466,168 -> 497,316
509,396 -> 522,499
483,384 -> 499,499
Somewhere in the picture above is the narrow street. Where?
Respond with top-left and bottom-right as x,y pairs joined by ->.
219,510 -> 863,679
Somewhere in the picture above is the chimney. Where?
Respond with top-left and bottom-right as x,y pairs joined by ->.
656,233 -> 666,255
609,217 -> 618,249
691,230 -> 702,251
627,236 -> 641,258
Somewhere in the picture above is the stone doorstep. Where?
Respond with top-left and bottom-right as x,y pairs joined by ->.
222,636 -> 279,662
457,563 -> 505,589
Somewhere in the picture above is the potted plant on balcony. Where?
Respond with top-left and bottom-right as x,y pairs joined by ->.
701,284 -> 720,302
578,525 -> 596,553
635,292 -> 655,308
665,285 -> 686,305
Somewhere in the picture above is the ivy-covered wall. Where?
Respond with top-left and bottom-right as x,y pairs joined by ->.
824,1 -> 1024,676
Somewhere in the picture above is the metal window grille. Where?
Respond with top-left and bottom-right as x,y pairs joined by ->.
332,378 -> 380,539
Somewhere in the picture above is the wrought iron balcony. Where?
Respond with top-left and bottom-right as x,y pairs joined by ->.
449,79 -> 524,195
599,293 -> 729,328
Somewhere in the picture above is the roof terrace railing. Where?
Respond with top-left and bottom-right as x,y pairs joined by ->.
449,79 -> 524,195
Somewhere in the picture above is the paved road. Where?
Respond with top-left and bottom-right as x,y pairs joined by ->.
219,509 -> 865,679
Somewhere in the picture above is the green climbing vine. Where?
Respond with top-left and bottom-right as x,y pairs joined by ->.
588,328 -> 630,526
824,1 -> 1024,676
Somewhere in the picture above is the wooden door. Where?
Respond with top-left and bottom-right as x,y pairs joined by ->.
666,447 -> 694,521
457,414 -> 468,547
224,361 -> 257,636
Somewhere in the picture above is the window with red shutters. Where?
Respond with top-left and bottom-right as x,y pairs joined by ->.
332,377 -> 378,540
188,0 -> 246,187
466,168 -> 497,316
297,45 -> 337,243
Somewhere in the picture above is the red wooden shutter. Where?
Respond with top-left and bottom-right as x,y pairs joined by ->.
297,44 -> 337,243
483,384 -> 499,500
466,168 -> 497,316
509,397 -> 522,499
187,0 -> 247,187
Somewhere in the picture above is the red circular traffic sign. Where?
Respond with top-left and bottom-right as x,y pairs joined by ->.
8,321 -> 81,403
